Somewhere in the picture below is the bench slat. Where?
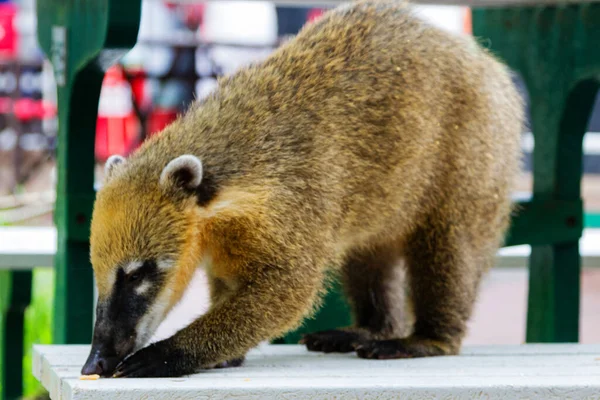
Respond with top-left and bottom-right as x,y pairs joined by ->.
0,227 -> 55,268
33,344 -> 600,400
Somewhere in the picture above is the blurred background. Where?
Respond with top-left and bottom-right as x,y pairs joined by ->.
0,0 -> 599,398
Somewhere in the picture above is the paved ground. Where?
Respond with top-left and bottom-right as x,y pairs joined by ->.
152,267 -> 600,346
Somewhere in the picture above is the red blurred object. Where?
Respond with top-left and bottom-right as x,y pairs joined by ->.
95,65 -> 140,162
148,108 -> 178,137
94,65 -> 179,161
307,8 -> 325,23
0,3 -> 17,59
127,67 -> 149,111
13,98 -> 42,121
463,8 -> 472,34
95,114 -> 140,161
0,96 -> 10,113
163,1 -> 178,10
41,100 -> 57,119
163,2 -> 204,30
182,4 -> 205,30
0,97 -> 54,119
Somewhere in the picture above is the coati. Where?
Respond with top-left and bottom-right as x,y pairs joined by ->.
81,0 -> 523,378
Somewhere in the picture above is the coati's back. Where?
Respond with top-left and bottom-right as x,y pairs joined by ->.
130,0 -> 522,242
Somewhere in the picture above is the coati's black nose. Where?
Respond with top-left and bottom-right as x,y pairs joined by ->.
81,349 -> 120,377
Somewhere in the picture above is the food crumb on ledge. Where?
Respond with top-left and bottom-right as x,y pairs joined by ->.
79,374 -> 100,380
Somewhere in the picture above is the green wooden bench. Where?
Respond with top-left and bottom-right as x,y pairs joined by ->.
3,0 -> 600,398
0,227 -> 54,400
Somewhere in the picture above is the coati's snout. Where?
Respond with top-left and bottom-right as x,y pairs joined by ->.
82,260 -> 170,377
81,302 -> 136,377
81,314 -> 128,377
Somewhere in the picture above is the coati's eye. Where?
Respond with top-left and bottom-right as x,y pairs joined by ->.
122,260 -> 158,286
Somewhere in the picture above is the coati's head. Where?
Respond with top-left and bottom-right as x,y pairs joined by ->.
81,154 -> 205,377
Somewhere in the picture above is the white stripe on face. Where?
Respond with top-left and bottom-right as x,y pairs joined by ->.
134,287 -> 172,350
130,258 -> 177,349
157,259 -> 174,270
124,260 -> 144,275
135,281 -> 152,296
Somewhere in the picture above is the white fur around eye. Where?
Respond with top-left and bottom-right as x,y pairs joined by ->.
123,260 -> 144,275
159,154 -> 203,190
135,281 -> 152,296
157,259 -> 174,270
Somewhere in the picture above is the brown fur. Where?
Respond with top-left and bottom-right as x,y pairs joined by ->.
91,0 -> 523,377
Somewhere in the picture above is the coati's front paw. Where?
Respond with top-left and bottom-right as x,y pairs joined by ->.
113,340 -> 246,378
214,357 -> 245,368
300,329 -> 365,353
113,341 -> 193,378
355,337 -> 455,360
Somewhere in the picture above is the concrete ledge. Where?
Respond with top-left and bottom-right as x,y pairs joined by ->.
34,344 -> 600,400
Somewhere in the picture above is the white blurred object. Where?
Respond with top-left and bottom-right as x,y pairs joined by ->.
412,5 -> 467,34
137,0 -> 180,42
124,0 -> 179,75
196,78 -> 218,100
195,1 -> 278,97
0,128 -> 17,151
97,75 -> 133,118
41,60 -> 58,137
195,53 -> 215,77
41,60 -> 56,104
50,164 -> 56,187
14,0 -> 42,62
207,46 -> 273,75
202,1 -> 278,46
20,133 -> 47,151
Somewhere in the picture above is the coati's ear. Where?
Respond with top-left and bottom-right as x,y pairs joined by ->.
104,155 -> 126,183
159,155 -> 203,192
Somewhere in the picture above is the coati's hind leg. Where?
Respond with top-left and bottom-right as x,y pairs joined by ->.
356,219 -> 488,359
302,244 -> 408,353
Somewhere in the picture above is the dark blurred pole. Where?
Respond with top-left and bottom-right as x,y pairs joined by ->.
276,6 -> 310,37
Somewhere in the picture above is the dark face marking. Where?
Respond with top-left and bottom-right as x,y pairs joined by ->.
107,262 -> 161,324
170,163 -> 219,207
195,171 -> 218,206
82,260 -> 167,376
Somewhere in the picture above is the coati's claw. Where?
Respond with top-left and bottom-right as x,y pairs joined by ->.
113,341 -> 190,378
214,357 -> 245,369
355,338 -> 453,360
355,339 -> 414,359
302,330 -> 365,353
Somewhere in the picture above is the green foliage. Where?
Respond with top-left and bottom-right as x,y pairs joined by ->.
22,269 -> 54,398
0,268 -> 54,399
